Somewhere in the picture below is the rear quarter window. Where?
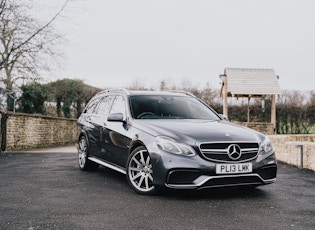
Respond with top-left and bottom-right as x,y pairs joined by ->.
84,97 -> 100,114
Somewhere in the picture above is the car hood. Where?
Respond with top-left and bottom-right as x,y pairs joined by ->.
132,119 -> 261,145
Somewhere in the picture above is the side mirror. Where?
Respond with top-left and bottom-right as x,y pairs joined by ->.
107,113 -> 124,122
219,114 -> 228,121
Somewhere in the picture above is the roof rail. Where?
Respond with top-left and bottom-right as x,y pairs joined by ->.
95,88 -> 130,96
166,90 -> 197,98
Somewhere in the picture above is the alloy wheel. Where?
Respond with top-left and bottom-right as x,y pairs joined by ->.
127,148 -> 155,194
78,137 -> 87,169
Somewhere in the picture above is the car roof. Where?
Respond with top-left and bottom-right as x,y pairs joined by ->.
129,90 -> 191,97
95,89 -> 195,98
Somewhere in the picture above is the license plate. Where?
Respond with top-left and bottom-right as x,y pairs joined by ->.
216,163 -> 252,174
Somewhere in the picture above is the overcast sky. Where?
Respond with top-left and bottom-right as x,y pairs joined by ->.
36,0 -> 315,91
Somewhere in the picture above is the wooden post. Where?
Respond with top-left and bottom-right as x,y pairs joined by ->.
247,97 -> 250,123
220,75 -> 228,117
271,94 -> 276,133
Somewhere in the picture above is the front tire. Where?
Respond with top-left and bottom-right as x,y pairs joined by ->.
126,146 -> 157,195
78,136 -> 99,171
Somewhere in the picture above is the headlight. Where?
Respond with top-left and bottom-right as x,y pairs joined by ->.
259,136 -> 273,154
155,136 -> 196,156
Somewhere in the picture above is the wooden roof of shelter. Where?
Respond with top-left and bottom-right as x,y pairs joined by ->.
220,68 -> 282,98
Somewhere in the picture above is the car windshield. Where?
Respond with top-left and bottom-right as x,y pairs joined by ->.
130,95 -> 220,120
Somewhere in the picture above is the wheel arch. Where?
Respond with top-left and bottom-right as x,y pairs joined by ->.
129,140 -> 147,155
78,130 -> 89,145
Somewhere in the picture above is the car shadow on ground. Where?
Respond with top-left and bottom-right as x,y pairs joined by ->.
158,186 -> 270,200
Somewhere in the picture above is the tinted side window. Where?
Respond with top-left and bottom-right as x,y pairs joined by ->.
84,97 -> 99,114
110,95 -> 126,115
95,96 -> 114,116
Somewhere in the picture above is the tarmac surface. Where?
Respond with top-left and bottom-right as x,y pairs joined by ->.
0,146 -> 315,230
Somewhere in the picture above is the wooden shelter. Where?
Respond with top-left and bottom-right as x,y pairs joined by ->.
220,68 -> 282,133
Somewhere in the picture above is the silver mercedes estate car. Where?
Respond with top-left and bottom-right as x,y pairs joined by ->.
77,89 -> 277,194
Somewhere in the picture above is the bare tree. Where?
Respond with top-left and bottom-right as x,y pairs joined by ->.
0,0 -> 69,90
128,77 -> 150,90
0,0 -> 6,17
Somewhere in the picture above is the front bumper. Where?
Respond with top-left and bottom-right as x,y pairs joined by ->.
149,146 -> 277,190
166,169 -> 276,190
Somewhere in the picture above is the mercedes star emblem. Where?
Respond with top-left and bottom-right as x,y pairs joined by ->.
227,144 -> 242,160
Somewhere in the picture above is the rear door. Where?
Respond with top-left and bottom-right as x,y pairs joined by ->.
89,95 -> 115,159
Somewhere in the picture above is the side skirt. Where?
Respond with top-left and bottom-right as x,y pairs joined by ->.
88,156 -> 126,175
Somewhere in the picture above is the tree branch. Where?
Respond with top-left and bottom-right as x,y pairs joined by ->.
0,0 -> 69,69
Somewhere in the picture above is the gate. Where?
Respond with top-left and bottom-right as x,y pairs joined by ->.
0,112 -> 8,152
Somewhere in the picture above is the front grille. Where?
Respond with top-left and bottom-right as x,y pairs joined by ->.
199,142 -> 259,163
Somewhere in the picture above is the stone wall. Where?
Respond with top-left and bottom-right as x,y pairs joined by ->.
237,122 -> 274,135
1,111 -> 78,151
269,135 -> 315,171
